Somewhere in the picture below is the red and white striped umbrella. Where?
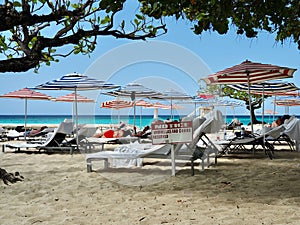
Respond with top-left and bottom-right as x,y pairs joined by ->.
135,99 -> 153,107
202,60 -> 297,85
0,88 -> 52,136
101,99 -> 134,123
54,92 -> 95,103
202,60 -> 297,132
101,99 -> 134,109
145,102 -> 170,109
0,88 -> 51,100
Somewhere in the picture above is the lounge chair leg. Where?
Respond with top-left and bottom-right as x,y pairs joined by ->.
191,160 -> 195,176
104,159 -> 109,168
2,145 -> 5,152
87,163 -> 92,173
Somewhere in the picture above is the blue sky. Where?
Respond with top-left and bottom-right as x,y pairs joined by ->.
0,4 -> 299,117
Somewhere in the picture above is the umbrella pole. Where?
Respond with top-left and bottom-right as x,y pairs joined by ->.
273,95 -> 277,122
75,88 -> 79,151
171,99 -> 173,120
133,100 -> 136,128
140,107 -> 142,129
24,98 -> 27,141
262,84 -> 265,130
247,72 -> 254,133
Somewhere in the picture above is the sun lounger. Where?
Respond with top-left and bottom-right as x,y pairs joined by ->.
85,109 -> 224,175
2,120 -> 75,154
81,136 -> 141,152
218,124 -> 287,159
0,127 -> 8,141
282,117 -> 300,151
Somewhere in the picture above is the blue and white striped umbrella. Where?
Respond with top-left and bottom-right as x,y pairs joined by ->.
228,82 -> 299,125
34,73 -> 120,148
150,89 -> 193,120
227,82 -> 299,95
104,83 -> 161,99
103,83 -> 162,127
35,73 -> 120,91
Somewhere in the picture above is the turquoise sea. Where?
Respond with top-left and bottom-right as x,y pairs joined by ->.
0,114 -> 293,128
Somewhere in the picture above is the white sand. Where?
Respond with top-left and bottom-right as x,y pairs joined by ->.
1,143 -> 300,225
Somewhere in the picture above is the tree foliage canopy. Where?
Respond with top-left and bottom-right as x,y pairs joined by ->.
0,0 -> 299,73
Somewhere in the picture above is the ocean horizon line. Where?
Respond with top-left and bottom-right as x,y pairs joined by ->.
0,114 -> 295,128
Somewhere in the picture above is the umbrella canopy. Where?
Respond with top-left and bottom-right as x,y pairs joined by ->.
150,89 -> 193,120
104,83 -> 161,99
101,99 -> 134,123
227,82 -> 299,96
101,99 -> 134,109
227,82 -> 299,122
144,101 -> 170,119
135,99 -> 153,107
0,88 -> 52,138
53,92 -> 95,103
35,73 -> 120,148
103,83 -> 162,126
202,60 -> 297,132
202,60 -> 296,85
275,96 -> 300,114
35,73 -> 120,91
53,92 -> 95,123
145,102 -> 170,109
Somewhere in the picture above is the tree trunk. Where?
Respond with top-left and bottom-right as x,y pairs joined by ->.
246,99 -> 263,125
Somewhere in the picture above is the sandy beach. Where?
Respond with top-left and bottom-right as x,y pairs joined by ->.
1,141 -> 300,225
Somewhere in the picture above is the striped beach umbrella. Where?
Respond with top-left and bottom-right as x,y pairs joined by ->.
101,99 -> 134,123
227,82 -> 299,121
101,99 -> 134,109
202,60 -> 297,132
144,101 -> 170,119
150,89 -> 193,120
53,92 -> 95,123
202,60 -> 296,85
53,92 -> 95,103
0,88 -> 52,138
227,82 -> 299,96
275,96 -> 300,114
103,83 -> 162,126
35,73 -> 120,148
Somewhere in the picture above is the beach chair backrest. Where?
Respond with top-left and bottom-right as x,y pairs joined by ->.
57,120 -> 74,135
41,120 -> 74,147
283,118 -> 300,141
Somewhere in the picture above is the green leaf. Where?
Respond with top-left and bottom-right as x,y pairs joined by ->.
100,16 -> 111,25
136,14 -> 145,20
13,1 -> 22,7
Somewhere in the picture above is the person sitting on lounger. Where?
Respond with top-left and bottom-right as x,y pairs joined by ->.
93,127 -> 132,138
25,126 -> 48,137
272,116 -> 283,127
133,126 -> 151,138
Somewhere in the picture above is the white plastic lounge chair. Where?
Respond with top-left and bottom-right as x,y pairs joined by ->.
2,120 -> 75,154
6,129 -> 24,140
85,109 -> 224,175
218,123 -> 288,159
0,127 -> 8,141
282,117 -> 300,151
82,135 -> 140,152
67,125 -> 98,149
173,109 -> 224,175
86,143 -> 172,172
